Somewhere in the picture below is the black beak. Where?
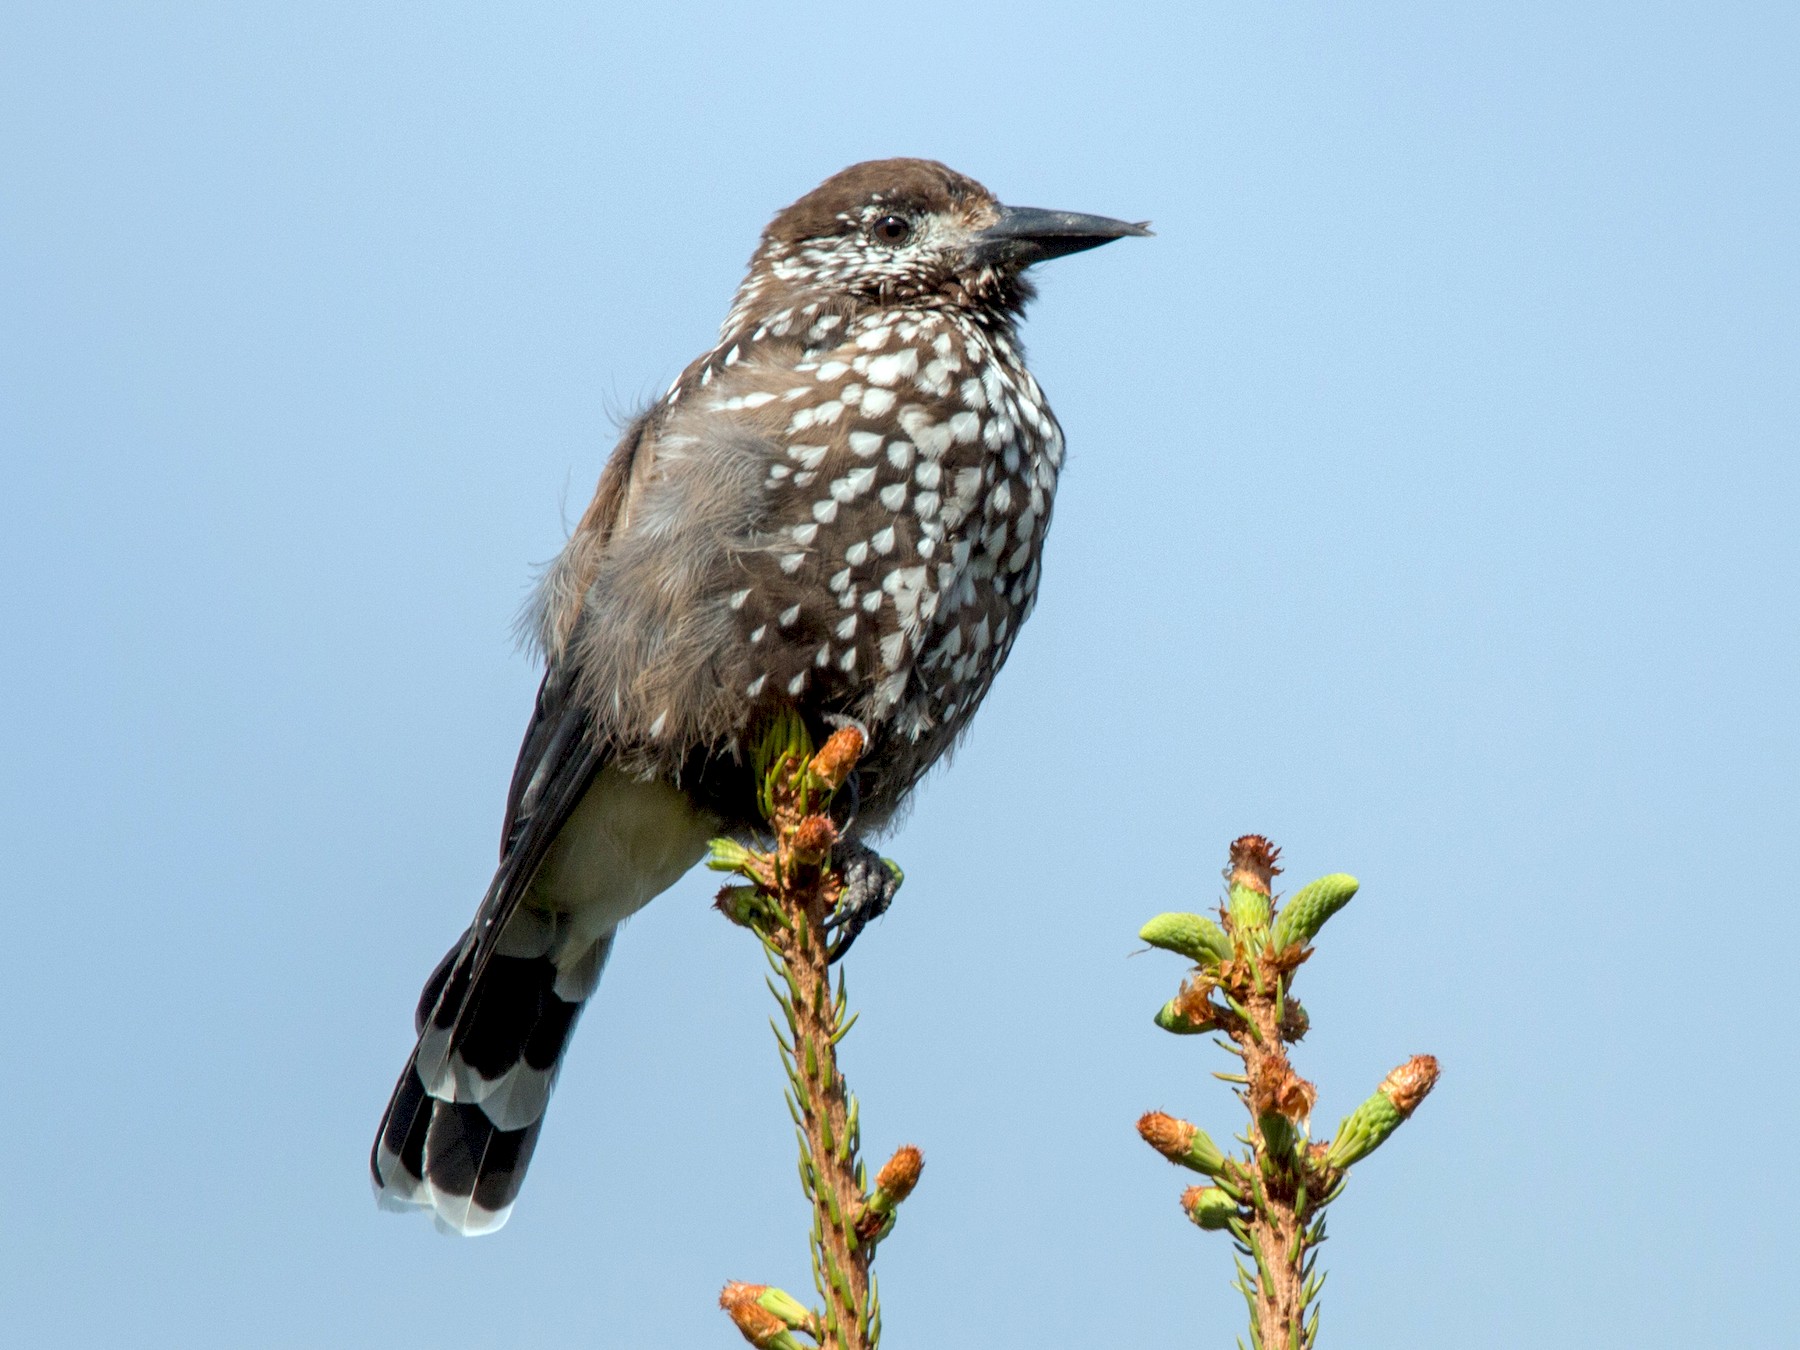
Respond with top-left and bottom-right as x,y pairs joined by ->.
968,204 -> 1152,268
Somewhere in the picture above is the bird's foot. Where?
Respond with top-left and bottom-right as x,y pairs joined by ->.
826,840 -> 903,962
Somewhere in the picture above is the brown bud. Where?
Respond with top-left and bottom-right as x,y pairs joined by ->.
1137,1111 -> 1197,1160
1379,1054 -> 1440,1117
1274,1071 -> 1318,1123
790,814 -> 838,858
719,1284 -> 786,1347
1227,834 -> 1282,895
875,1144 -> 923,1202
1171,977 -> 1218,1027
1279,996 -> 1311,1042
1180,1183 -> 1238,1229
1249,1059 -> 1317,1125
809,725 -> 865,791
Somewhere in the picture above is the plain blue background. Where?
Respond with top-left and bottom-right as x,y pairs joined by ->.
4,3 -> 1796,1346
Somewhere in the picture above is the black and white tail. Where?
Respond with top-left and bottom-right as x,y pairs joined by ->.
370,910 -> 611,1235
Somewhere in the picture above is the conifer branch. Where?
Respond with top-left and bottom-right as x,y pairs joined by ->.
1138,834 -> 1439,1348
713,714 -> 921,1350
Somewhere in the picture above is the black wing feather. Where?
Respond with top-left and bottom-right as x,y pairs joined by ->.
434,664 -> 606,1055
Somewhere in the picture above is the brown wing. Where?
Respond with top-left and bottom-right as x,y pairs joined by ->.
437,410 -> 664,1054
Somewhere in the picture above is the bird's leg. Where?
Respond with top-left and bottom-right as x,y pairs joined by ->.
825,839 -> 902,962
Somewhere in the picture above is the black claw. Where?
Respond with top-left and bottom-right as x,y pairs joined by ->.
826,840 -> 901,962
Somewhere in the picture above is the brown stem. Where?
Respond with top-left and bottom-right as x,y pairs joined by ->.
720,724 -> 920,1350
1224,835 -> 1321,1350
766,772 -> 869,1349
1239,999 -> 1306,1347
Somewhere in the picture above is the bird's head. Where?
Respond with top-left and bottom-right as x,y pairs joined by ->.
734,158 -> 1148,324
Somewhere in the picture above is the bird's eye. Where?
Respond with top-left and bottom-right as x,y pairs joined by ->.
870,214 -> 912,245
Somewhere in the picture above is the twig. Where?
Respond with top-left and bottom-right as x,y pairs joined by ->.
1137,834 -> 1439,1348
713,713 -> 921,1350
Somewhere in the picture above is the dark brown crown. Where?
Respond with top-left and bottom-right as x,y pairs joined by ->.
763,158 -> 997,245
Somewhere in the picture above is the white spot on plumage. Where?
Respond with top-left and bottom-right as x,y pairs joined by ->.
879,483 -> 907,510
747,675 -> 767,697
861,387 -> 896,416
832,466 -> 877,500
780,604 -> 802,627
849,430 -> 883,457
779,553 -> 807,574
728,588 -> 752,610
981,366 -> 1008,409
750,625 -> 767,644
791,522 -> 819,546
812,499 -> 839,524
791,444 -> 829,469
900,407 -> 952,457
845,541 -> 869,565
886,440 -> 914,470
787,672 -> 807,695
871,525 -> 896,555
873,672 -> 907,711
880,632 -> 906,670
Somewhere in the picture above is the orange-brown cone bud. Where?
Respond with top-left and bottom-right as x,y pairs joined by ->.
809,725 -> 865,791
720,1284 -> 788,1347
875,1144 -> 923,1203
1227,834 -> 1282,895
1138,1111 -> 1228,1177
1380,1054 -> 1440,1117
791,814 -> 838,858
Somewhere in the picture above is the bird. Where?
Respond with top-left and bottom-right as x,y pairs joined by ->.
371,158 -> 1147,1235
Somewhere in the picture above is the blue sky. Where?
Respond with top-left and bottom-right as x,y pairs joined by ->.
3,3 -> 1795,1346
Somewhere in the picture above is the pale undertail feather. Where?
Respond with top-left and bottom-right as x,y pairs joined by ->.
371,767 -> 718,1234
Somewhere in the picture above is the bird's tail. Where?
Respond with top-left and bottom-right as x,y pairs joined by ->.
370,910 -> 612,1235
